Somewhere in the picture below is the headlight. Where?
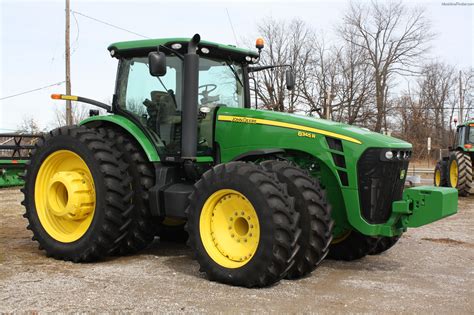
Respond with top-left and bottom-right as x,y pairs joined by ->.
382,149 -> 411,161
385,151 -> 394,159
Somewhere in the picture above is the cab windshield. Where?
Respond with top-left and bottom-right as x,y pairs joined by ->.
116,55 -> 244,156
468,126 -> 474,144
117,56 -> 244,113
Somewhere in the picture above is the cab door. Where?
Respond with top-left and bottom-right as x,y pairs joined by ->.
196,57 -> 245,158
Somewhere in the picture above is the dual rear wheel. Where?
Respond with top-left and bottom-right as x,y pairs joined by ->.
22,126 -> 135,262
23,125 -> 158,262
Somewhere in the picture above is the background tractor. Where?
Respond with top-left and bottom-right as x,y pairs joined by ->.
434,120 -> 474,196
22,34 -> 458,288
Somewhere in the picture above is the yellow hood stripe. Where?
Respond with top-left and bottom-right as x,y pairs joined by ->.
218,115 -> 362,145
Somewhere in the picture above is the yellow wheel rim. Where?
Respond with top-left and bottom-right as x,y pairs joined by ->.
34,150 -> 96,243
199,189 -> 260,268
435,169 -> 441,186
449,160 -> 458,188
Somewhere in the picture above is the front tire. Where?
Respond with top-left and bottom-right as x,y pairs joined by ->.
186,162 -> 300,287
22,126 -> 133,262
369,235 -> 400,255
434,161 -> 447,187
328,230 -> 378,261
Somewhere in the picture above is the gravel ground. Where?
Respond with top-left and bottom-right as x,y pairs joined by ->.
0,187 -> 473,313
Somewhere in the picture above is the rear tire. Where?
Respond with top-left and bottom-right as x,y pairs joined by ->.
95,126 -> 156,255
328,230 -> 378,261
186,161 -> 300,287
21,126 -> 133,262
448,151 -> 473,196
260,160 -> 333,279
369,235 -> 400,255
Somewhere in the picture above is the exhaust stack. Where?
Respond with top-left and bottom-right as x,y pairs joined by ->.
181,34 -> 200,162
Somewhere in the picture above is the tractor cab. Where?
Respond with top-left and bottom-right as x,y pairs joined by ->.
108,36 -> 259,162
453,120 -> 474,151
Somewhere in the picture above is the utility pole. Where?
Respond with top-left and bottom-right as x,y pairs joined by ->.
65,0 -> 72,125
459,70 -> 463,124
325,88 -> 332,120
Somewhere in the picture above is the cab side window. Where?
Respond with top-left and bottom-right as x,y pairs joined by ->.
458,127 -> 466,147
468,127 -> 474,143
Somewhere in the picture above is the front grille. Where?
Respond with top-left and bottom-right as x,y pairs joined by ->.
357,148 -> 410,224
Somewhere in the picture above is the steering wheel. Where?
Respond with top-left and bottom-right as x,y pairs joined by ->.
198,84 -> 217,96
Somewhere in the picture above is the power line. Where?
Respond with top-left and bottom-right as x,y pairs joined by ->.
0,10 -> 146,101
70,10 -> 80,56
0,81 -> 65,101
225,8 -> 238,44
70,10 -> 150,39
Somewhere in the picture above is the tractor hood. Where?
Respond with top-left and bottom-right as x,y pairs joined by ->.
216,108 -> 412,149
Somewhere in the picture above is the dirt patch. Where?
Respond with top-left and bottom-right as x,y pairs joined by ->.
422,237 -> 472,247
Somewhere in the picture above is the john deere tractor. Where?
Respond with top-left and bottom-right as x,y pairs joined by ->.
22,35 -> 458,287
434,120 -> 474,196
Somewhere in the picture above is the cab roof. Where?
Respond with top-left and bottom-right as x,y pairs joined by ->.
107,37 -> 259,62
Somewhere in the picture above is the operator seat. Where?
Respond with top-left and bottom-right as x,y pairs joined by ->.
158,92 -> 181,147
143,90 -> 181,148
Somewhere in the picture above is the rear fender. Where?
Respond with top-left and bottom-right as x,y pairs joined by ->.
80,115 -> 161,162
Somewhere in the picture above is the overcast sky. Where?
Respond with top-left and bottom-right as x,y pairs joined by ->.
0,0 -> 473,131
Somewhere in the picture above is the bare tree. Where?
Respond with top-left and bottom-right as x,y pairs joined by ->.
298,38 -> 376,127
16,116 -> 44,134
334,42 -> 376,126
252,18 -> 313,112
392,92 -> 431,159
392,63 -> 464,159
54,102 -> 89,127
459,69 -> 474,122
340,0 -> 433,132
299,39 -> 340,118
418,62 -> 455,148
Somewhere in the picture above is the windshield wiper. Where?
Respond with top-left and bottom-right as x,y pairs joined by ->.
225,60 -> 243,88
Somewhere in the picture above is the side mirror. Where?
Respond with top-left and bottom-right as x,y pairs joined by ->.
286,69 -> 295,90
148,51 -> 167,77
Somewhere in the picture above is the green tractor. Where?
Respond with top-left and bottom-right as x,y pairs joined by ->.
434,120 -> 474,196
23,35 -> 458,287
